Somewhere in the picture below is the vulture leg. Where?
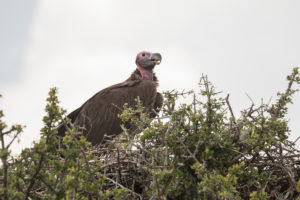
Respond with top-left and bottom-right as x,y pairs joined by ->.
150,92 -> 163,118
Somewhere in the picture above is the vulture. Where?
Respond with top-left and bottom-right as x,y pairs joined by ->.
58,51 -> 163,145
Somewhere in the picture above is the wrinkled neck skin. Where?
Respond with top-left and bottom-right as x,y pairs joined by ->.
137,66 -> 153,80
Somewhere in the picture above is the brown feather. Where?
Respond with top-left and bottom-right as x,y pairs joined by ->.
57,69 -> 163,145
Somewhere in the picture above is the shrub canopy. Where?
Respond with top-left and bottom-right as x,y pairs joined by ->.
1,68 -> 300,200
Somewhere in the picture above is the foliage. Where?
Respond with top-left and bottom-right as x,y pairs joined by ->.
117,68 -> 300,200
0,88 -> 123,199
0,68 -> 300,200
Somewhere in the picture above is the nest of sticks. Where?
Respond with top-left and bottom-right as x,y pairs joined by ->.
87,131 -> 300,200
88,137 -> 153,200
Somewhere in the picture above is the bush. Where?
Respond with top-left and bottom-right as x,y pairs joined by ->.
1,68 -> 300,200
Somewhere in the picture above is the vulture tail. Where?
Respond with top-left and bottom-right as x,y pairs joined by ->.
57,107 -> 81,136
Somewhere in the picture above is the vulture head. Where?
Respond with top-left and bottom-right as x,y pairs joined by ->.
136,51 -> 162,80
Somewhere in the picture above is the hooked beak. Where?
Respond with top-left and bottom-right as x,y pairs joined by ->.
150,53 -> 162,65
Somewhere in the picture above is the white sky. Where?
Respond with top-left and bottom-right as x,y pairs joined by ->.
1,0 -> 300,154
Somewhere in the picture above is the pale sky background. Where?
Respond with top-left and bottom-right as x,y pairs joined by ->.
1,0 -> 299,154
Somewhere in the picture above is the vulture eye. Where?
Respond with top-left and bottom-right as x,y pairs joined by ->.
142,53 -> 146,56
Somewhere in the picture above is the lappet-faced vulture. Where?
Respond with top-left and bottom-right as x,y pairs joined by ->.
58,51 -> 163,145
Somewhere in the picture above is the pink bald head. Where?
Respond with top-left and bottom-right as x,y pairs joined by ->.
135,51 -> 162,80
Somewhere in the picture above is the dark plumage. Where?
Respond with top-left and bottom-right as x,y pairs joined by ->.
58,51 -> 163,145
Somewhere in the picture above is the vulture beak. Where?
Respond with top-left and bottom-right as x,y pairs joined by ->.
150,53 -> 162,65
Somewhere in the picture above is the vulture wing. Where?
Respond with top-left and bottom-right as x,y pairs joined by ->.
57,70 -> 162,145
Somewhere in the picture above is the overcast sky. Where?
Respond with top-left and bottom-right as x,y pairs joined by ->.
1,0 -> 300,154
